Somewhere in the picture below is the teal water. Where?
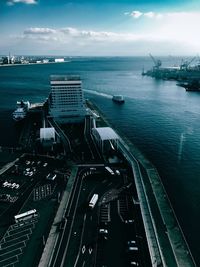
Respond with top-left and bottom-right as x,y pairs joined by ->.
0,57 -> 200,264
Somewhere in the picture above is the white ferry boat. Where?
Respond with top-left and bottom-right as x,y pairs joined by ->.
12,101 -> 30,122
112,95 -> 125,103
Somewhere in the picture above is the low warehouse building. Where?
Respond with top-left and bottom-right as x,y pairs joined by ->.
92,127 -> 119,153
40,127 -> 56,147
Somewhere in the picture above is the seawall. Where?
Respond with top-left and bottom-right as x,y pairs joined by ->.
87,99 -> 196,267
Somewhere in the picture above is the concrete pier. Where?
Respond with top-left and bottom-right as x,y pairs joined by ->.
88,100 -> 196,267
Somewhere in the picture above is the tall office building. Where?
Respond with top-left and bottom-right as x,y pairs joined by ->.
49,75 -> 86,123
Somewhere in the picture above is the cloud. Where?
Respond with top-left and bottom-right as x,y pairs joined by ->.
130,11 -> 143,19
7,0 -> 37,5
7,19 -> 200,56
60,27 -> 116,40
127,10 -> 163,19
24,27 -> 56,34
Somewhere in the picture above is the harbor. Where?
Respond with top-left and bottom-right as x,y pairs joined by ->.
0,74 -> 197,267
143,55 -> 200,91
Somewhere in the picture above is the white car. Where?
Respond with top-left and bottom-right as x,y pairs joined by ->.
11,183 -> 16,188
128,246 -> 138,251
130,262 -> 139,266
125,219 -> 134,224
3,181 -> 8,187
99,229 -> 108,234
128,240 -> 136,245
115,170 -> 120,175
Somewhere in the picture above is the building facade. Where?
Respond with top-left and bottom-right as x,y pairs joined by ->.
49,75 -> 86,123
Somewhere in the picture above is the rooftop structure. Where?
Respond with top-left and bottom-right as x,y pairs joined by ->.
40,127 -> 55,141
48,75 -> 86,123
92,127 -> 119,153
40,127 -> 56,147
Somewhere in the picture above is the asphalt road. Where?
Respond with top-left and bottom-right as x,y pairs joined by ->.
51,166 -> 151,267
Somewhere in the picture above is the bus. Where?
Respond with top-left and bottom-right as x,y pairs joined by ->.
14,209 -> 37,223
89,194 -> 98,209
105,166 -> 115,175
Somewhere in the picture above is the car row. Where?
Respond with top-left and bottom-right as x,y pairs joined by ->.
25,160 -> 47,167
2,181 -> 19,189
127,240 -> 140,266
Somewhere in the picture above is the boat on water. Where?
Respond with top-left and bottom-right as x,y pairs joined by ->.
112,95 -> 125,103
12,100 -> 30,122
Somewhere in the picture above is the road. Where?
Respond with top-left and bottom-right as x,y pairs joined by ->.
50,165 -> 151,267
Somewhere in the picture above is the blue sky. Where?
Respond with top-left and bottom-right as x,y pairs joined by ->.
1,0 -> 200,56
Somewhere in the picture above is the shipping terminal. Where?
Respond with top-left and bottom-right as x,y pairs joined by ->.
0,75 -> 196,267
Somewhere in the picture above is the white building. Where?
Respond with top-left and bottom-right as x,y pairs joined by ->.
92,127 -> 119,153
49,75 -> 86,123
40,127 -> 55,142
55,58 -> 64,63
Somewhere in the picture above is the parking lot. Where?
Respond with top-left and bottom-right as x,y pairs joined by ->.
0,215 -> 39,267
33,183 -> 57,201
0,153 -> 71,267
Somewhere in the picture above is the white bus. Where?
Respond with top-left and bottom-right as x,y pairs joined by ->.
105,166 -> 115,175
89,194 -> 98,209
14,209 -> 37,223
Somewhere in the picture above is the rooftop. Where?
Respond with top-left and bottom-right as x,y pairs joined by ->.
92,127 -> 119,141
50,75 -> 80,81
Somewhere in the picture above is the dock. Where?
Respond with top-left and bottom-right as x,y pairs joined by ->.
88,100 -> 196,267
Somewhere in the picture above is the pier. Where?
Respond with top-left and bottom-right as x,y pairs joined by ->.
89,100 -> 196,267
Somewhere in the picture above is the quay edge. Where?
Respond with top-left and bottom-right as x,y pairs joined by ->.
87,100 -> 196,267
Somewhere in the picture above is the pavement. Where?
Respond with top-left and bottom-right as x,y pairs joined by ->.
0,155 -> 24,175
38,166 -> 78,267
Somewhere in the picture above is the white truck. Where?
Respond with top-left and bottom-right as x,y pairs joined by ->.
89,194 -> 98,209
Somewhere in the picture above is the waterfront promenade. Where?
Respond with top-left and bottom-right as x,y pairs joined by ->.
88,100 -> 196,267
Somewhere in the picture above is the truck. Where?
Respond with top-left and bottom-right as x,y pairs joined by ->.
105,166 -> 115,175
89,194 -> 98,209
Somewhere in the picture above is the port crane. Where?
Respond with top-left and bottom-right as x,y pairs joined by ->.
149,54 -> 162,69
180,56 -> 196,70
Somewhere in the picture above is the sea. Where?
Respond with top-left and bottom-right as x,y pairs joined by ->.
0,57 -> 200,265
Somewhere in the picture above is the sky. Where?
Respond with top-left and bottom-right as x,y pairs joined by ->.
0,0 -> 200,56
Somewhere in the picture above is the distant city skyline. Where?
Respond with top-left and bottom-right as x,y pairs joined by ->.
1,0 -> 200,56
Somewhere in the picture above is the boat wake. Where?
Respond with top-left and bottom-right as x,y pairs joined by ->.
83,89 -> 112,99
